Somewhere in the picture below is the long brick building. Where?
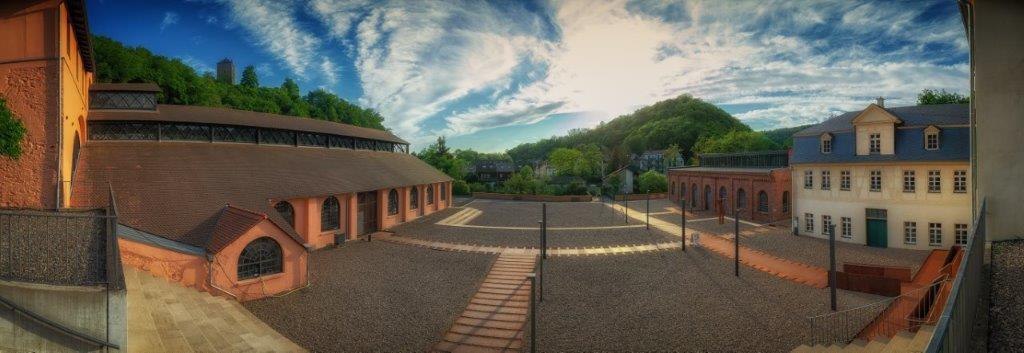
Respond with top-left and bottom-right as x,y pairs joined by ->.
667,151 -> 792,224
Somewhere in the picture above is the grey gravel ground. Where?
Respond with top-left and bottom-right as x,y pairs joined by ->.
989,239 -> 1024,352
392,204 -> 676,248
465,200 -> 629,228
244,241 -> 493,352
632,200 -> 931,273
529,249 -> 883,352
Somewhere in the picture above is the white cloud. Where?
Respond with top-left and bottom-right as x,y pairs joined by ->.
221,0 -> 322,80
160,12 -> 179,31
178,55 -> 212,74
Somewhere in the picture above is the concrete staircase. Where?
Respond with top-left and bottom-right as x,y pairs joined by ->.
125,267 -> 305,352
433,253 -> 537,353
791,325 -> 935,353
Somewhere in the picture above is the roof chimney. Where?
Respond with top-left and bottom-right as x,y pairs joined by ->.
876,96 -> 885,107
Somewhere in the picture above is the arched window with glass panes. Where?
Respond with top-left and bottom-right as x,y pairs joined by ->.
237,237 -> 282,280
410,187 -> 419,209
737,189 -> 746,209
322,196 -> 340,231
274,201 -> 295,228
758,191 -> 769,213
388,189 -> 399,215
426,185 -> 434,205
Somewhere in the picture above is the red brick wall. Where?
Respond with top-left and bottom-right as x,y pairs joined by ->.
667,168 -> 791,223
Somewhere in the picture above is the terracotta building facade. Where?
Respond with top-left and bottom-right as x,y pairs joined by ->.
668,151 -> 792,224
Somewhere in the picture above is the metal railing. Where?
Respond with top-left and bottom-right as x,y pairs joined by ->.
925,200 -> 987,353
808,278 -> 949,346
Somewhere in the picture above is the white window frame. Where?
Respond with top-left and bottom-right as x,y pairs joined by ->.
822,215 -> 832,235
841,217 -> 852,238
805,213 -> 814,233
954,170 -> 967,193
929,223 -> 942,246
870,170 -> 882,192
954,223 -> 968,245
904,222 -> 917,245
840,170 -> 851,191
925,131 -> 939,150
821,138 -> 832,154
821,170 -> 831,190
869,133 -> 881,154
804,170 -> 813,189
903,170 -> 916,193
928,170 -> 941,193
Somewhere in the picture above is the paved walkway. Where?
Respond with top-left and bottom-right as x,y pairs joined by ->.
375,232 -> 682,257
433,253 -> 537,352
437,207 -> 646,230
607,202 -> 829,289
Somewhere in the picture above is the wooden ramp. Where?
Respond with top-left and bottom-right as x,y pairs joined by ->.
433,254 -> 536,353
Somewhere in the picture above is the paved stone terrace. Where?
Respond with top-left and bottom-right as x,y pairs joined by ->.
245,241 -> 492,352
464,200 -> 629,228
529,251 -> 882,352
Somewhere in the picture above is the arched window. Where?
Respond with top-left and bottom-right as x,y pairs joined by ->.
758,191 -> 769,213
410,186 -> 419,209
704,185 -> 712,210
691,184 -> 698,208
719,186 -> 727,202
322,196 -> 340,231
388,189 -> 399,215
441,183 -> 447,200
426,185 -> 434,205
737,189 -> 747,209
274,201 -> 295,228
671,181 -> 676,195
782,191 -> 790,213
237,237 -> 282,280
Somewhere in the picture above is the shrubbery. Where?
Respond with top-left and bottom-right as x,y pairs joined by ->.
0,97 -> 26,159
638,170 -> 668,193
452,180 -> 470,195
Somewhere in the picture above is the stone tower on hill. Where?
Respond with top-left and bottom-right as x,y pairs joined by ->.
217,58 -> 235,84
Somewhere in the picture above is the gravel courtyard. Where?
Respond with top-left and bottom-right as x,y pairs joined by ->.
531,249 -> 882,352
464,199 -> 632,228
244,241 -> 493,352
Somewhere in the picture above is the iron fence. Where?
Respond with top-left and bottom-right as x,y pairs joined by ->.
808,278 -> 950,346
925,200 -> 987,353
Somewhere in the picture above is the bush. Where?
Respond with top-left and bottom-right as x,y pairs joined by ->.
0,97 -> 26,159
452,180 -> 470,195
638,170 -> 668,193
469,182 -> 487,193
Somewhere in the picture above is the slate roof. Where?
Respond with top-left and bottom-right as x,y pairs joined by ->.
794,104 -> 968,137
71,142 -> 451,251
90,104 -> 409,145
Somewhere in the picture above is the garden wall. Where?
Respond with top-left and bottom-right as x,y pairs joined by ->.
472,192 -> 593,202
612,193 -> 667,201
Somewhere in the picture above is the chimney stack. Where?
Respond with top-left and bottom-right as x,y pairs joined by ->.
876,96 -> 885,107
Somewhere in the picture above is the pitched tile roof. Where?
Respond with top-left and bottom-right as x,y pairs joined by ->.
794,104 -> 968,137
90,104 -> 409,145
71,142 -> 451,251
206,206 -> 278,253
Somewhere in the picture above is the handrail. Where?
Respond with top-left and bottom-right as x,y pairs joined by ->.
0,292 -> 120,349
924,199 -> 986,353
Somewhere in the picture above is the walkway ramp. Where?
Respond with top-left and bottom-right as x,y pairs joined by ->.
433,254 -> 536,353
125,267 -> 305,352
791,325 -> 935,352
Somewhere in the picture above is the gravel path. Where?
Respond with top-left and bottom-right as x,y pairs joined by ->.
392,206 -> 675,248
529,249 -> 882,352
990,239 -> 1024,352
465,200 -> 628,228
244,241 -> 493,352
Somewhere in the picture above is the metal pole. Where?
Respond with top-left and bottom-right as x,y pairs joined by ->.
528,273 -> 536,353
542,203 -> 547,260
734,207 -> 740,277
623,192 -> 628,224
646,192 -> 650,230
829,224 -> 837,311
681,198 -> 686,252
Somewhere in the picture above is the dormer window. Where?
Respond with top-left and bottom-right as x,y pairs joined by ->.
924,126 -> 940,150
869,133 -> 881,154
820,133 -> 832,154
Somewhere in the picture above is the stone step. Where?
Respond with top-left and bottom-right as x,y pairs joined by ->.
454,317 -> 525,331
461,310 -> 527,323
433,340 -> 512,353
477,287 -> 531,296
483,278 -> 528,285
465,304 -> 528,315
442,332 -> 522,350
479,283 -> 527,290
470,298 -> 528,308
449,324 -> 521,339
473,292 -> 529,301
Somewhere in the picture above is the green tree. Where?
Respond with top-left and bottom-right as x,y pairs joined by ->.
0,97 -> 27,159
663,144 -> 680,167
917,89 -> 969,105
638,170 -> 668,193
416,136 -> 467,180
693,130 -> 780,154
503,166 -> 538,194
281,78 -> 301,99
240,65 -> 259,88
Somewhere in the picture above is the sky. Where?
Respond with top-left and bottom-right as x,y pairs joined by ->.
86,0 -> 969,152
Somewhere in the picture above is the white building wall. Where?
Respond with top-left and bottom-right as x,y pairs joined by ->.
792,162 -> 971,250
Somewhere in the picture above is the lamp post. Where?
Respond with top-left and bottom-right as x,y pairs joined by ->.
680,198 -> 686,251
734,207 -> 740,277
645,191 -> 650,230
829,224 -> 837,311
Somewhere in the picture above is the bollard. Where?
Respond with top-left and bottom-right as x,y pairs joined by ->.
680,198 -> 686,252
527,273 -> 537,353
542,203 -> 548,260
646,192 -> 650,230
734,208 -> 740,277
623,192 -> 628,224
829,224 -> 837,311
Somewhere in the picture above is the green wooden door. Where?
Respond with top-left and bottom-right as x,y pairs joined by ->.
866,219 -> 888,248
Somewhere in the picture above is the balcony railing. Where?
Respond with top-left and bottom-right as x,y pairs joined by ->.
925,200 -> 987,352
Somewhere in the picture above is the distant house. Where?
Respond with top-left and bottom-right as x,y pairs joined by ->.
469,160 -> 515,184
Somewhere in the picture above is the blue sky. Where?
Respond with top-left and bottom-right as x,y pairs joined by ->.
86,0 -> 968,152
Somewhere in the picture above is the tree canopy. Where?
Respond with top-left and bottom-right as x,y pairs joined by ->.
546,144 -> 603,180
92,35 -> 385,130
693,130 -> 780,154
416,136 -> 467,180
638,170 -> 668,193
917,89 -> 969,105
0,97 -> 27,159
760,124 -> 812,149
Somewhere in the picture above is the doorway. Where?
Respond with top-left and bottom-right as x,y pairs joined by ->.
357,192 -> 378,235
865,208 -> 888,248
